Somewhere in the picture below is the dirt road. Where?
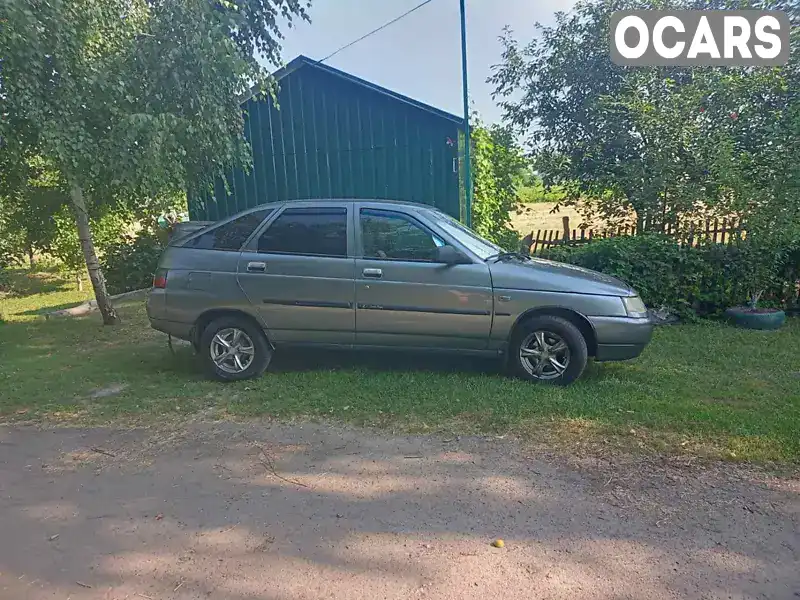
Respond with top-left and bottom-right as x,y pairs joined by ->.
1,422 -> 798,600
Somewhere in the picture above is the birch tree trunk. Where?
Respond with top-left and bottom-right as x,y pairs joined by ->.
69,184 -> 120,325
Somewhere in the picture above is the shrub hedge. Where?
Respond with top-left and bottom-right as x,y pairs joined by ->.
102,233 -> 165,296
545,233 -> 799,317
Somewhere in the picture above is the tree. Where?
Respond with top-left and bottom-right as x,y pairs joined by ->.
470,121 -> 529,249
490,0 -> 799,232
516,169 -> 568,205
0,156 -> 66,267
48,204 -> 132,291
0,154 -> 160,289
0,0 -> 309,323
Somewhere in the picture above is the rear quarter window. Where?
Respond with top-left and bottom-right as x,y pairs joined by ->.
183,209 -> 272,251
169,221 -> 213,245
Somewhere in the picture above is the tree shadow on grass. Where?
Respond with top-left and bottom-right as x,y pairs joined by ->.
18,296 -> 148,318
19,299 -> 89,316
4,266 -> 74,298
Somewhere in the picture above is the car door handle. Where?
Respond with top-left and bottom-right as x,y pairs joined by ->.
247,261 -> 267,273
362,268 -> 383,279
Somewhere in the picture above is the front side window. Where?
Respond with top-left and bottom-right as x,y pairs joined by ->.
185,209 -> 272,251
360,209 -> 444,262
257,207 -> 348,257
425,209 -> 501,260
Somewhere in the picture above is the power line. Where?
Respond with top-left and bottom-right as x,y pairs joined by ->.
318,0 -> 437,64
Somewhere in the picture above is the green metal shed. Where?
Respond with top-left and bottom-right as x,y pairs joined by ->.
188,55 -> 465,222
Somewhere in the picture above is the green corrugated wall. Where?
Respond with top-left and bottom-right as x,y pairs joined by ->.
188,65 -> 463,221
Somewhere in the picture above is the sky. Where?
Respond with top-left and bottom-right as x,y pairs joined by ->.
276,0 -> 577,125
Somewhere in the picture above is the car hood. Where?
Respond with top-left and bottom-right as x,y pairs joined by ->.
489,257 -> 635,296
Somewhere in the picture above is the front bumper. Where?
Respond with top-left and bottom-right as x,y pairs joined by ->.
594,343 -> 648,361
587,315 -> 654,362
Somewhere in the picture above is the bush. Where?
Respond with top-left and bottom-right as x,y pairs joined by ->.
780,234 -> 800,309
517,180 -> 568,204
471,123 -> 527,251
692,242 -> 747,313
545,233 -> 798,318
547,235 -> 710,316
102,233 -> 164,295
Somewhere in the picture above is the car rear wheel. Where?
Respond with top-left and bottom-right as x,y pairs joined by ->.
200,316 -> 272,382
510,315 -> 588,386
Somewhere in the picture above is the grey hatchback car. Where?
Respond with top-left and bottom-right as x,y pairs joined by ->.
147,199 -> 653,385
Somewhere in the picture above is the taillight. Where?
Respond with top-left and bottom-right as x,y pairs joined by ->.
153,269 -> 168,289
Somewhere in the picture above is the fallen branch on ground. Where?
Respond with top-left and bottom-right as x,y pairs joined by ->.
253,443 -> 309,488
90,447 -> 116,457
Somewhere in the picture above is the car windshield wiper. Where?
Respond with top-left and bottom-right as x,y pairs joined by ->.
485,251 -> 530,263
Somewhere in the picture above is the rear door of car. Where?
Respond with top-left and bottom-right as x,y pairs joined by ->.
353,203 -> 493,349
237,202 -> 356,345
156,208 -> 276,326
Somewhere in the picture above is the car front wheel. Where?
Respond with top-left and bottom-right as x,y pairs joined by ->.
510,315 -> 588,386
200,316 -> 272,382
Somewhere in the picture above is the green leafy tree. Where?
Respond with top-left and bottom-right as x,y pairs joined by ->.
0,0 -> 309,323
693,8 -> 800,307
697,72 -> 799,225
471,121 -> 529,249
490,0 -> 799,232
516,170 -> 568,204
48,204 -> 131,291
0,156 -> 66,267
0,198 -> 27,269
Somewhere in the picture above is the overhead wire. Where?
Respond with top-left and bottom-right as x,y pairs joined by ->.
317,0 -> 437,64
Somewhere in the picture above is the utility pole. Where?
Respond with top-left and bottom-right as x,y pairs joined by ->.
459,0 -> 472,227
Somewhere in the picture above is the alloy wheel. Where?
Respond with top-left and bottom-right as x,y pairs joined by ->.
209,328 -> 255,374
519,330 -> 571,380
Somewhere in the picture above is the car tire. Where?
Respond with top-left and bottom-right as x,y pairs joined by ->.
199,316 -> 272,382
509,315 -> 588,386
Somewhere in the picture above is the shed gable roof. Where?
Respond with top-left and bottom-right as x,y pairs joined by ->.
247,55 -> 464,127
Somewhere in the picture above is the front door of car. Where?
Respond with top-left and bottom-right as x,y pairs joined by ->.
237,204 -> 356,345
354,206 -> 493,349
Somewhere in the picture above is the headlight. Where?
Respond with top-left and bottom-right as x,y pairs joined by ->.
622,296 -> 648,318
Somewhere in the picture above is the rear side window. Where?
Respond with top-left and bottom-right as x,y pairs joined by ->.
185,209 -> 272,251
257,208 -> 347,258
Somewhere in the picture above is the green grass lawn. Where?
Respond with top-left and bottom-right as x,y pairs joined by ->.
2,270 -> 799,463
0,267 -> 94,319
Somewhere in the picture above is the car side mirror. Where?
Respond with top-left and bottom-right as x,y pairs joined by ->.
437,245 -> 470,265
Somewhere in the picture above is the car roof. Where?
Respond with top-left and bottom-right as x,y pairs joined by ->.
197,199 -> 448,231
270,198 -> 436,210
226,198 -> 447,219
177,199 -> 452,247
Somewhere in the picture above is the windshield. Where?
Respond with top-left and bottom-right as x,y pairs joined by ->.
426,210 -> 502,260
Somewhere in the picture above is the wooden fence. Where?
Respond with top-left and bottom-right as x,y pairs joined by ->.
523,216 -> 745,255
